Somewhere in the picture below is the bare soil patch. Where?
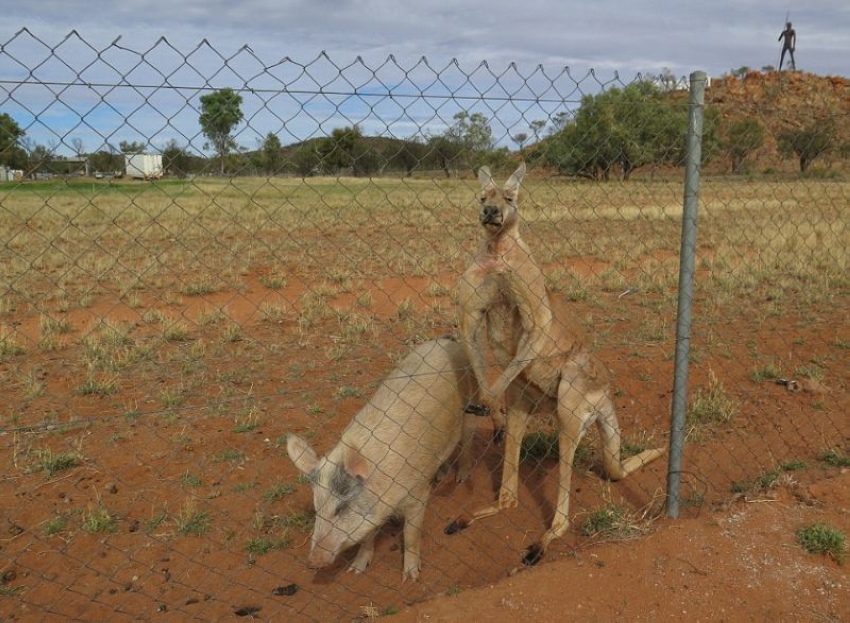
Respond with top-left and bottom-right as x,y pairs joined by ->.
2,266 -> 847,622
399,470 -> 850,623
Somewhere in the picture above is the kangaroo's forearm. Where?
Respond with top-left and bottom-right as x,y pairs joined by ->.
460,311 -> 492,394
486,330 -> 539,399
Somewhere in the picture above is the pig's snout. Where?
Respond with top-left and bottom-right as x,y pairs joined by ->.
307,545 -> 336,569
308,529 -> 345,569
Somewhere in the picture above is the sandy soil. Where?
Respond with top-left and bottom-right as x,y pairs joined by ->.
1,267 -> 847,622
399,469 -> 850,623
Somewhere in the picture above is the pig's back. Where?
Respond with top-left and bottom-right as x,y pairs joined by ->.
346,338 -> 469,479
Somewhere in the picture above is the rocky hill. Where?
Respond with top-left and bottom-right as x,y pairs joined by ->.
704,70 -> 850,172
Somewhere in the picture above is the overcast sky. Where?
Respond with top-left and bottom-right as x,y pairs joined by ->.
2,0 -> 848,155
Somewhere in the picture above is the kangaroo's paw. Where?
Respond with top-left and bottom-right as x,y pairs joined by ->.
492,426 -> 506,445
498,488 -> 519,510
445,489 -> 519,535
523,543 -> 544,566
444,514 -> 473,534
522,521 -> 569,567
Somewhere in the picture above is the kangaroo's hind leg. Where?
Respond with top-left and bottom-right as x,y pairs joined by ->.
533,368 -> 603,559
444,382 -> 532,534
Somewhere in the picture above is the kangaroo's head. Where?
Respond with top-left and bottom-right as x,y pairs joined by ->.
477,162 -> 526,235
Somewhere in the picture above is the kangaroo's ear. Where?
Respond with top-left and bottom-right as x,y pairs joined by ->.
287,434 -> 319,475
478,166 -> 494,190
504,162 -> 526,193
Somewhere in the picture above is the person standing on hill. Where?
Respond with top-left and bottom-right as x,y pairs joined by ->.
778,21 -> 796,70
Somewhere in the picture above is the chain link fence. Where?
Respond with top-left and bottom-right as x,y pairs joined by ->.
1,30 -> 848,621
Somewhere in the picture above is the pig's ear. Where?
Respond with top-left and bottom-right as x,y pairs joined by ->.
287,434 -> 319,475
343,446 -> 371,482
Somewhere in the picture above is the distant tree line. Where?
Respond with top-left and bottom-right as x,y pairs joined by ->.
1,81 -> 847,180
542,81 -> 697,180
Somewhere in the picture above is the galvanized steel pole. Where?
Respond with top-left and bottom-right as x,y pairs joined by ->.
666,70 -> 706,518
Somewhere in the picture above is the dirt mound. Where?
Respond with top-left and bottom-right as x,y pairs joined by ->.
399,469 -> 850,622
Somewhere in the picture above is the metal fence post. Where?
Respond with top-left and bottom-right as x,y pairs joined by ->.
666,70 -> 707,518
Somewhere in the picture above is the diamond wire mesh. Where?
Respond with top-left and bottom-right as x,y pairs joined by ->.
1,29 -> 848,621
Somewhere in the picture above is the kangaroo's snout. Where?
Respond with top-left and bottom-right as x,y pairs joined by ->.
481,205 -> 502,225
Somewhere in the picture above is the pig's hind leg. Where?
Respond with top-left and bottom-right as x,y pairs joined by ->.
401,496 -> 428,582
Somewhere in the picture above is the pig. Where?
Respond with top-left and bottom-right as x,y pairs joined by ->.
286,336 -> 478,581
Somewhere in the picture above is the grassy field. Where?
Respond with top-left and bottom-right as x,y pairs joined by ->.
3,174 -> 846,311
1,174 -> 847,421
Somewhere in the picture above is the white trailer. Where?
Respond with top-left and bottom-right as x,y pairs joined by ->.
124,153 -> 164,180
0,167 -> 22,182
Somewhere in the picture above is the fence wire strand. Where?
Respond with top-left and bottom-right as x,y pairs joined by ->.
1,30 -> 848,622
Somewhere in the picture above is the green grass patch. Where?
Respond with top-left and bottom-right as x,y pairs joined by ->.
145,512 -> 169,533
175,504 -> 210,536
212,449 -> 245,463
262,482 -> 297,503
796,523 -> 846,564
233,407 -> 260,433
519,431 -> 599,470
82,505 -> 118,534
579,505 -> 640,538
730,460 -> 809,494
818,448 -> 850,468
280,510 -> 315,532
0,331 -> 27,360
520,431 -> 559,463
778,459 -> 808,472
750,361 -> 782,382
181,279 -> 219,296
43,514 -> 68,536
34,449 -> 83,477
179,472 -> 202,488
687,369 -> 738,429
76,375 -> 119,396
333,386 -> 363,400
245,535 -> 291,555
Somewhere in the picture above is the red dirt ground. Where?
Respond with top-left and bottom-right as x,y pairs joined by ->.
399,470 -> 850,622
1,267 -> 848,622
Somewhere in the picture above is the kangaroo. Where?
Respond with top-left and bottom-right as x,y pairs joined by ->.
452,162 -> 665,564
